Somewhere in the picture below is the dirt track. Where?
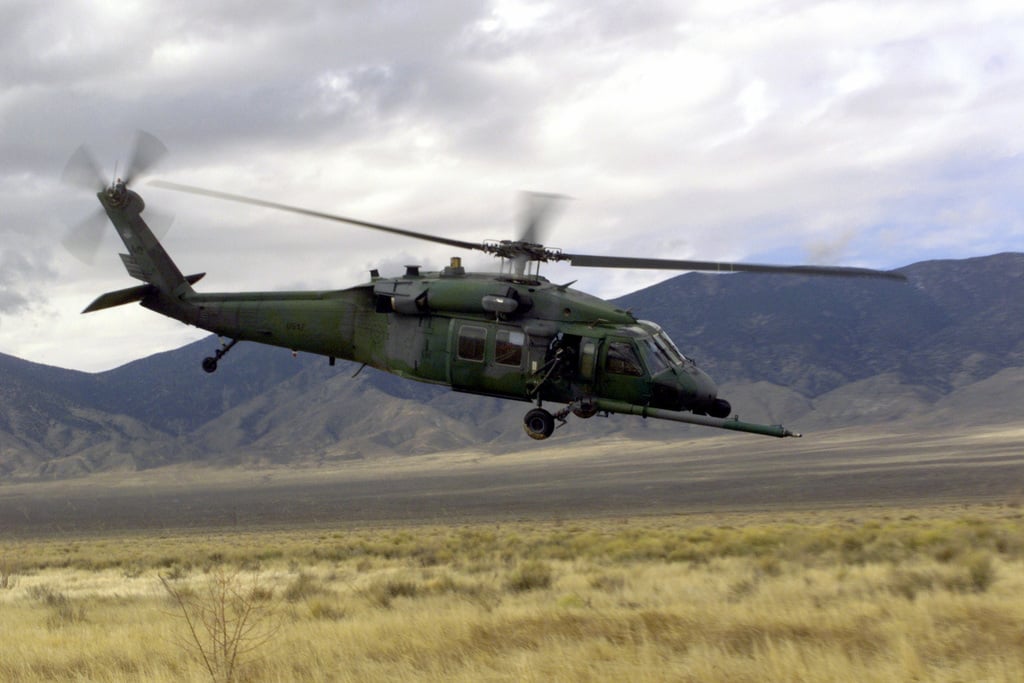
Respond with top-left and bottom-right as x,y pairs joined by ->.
2,427 -> 1022,536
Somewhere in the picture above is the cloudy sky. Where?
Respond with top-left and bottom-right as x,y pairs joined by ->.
2,0 -> 1023,372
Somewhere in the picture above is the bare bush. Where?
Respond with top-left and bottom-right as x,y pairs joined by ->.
160,565 -> 277,683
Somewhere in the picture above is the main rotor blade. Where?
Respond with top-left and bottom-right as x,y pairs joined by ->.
123,130 -> 168,185
565,254 -> 907,281
150,180 -> 484,253
62,145 -> 106,192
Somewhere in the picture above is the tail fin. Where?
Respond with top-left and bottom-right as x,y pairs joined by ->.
82,182 -> 201,318
99,182 -> 192,297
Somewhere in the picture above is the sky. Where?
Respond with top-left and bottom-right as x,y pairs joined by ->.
2,0 -> 1024,372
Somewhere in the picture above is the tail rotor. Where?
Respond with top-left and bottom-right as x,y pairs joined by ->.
60,130 -> 170,263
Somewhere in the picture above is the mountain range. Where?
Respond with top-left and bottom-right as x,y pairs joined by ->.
1,252 -> 1022,479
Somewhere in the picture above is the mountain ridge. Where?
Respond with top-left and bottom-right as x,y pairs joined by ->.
1,252 -> 1022,478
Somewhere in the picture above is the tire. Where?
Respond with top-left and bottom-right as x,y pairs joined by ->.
523,408 -> 555,440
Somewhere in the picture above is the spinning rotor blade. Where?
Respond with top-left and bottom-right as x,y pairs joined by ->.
61,145 -> 106,192
148,179 -> 904,281
518,192 -> 567,246
144,206 -> 176,240
564,253 -> 907,281
61,209 -> 108,264
150,180 -> 483,252
61,131 -> 171,264
123,130 -> 168,185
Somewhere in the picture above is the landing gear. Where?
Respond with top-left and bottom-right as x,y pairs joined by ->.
523,408 -> 555,440
572,400 -> 599,419
202,338 -> 239,374
523,398 -> 599,440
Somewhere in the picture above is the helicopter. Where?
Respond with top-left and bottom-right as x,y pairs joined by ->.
62,132 -> 906,441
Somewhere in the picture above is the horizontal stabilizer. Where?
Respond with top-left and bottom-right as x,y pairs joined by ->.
82,273 -> 205,313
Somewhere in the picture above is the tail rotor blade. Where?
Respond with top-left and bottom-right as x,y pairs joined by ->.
61,145 -> 106,192
144,206 -> 176,240
61,209 -> 109,264
123,130 -> 167,185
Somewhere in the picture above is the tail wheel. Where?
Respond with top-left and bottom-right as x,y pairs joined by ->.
523,408 -> 555,440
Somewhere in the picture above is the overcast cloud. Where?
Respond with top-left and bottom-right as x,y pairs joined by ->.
2,0 -> 1023,371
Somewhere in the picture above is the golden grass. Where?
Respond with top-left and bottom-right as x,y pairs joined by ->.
2,505 -> 1023,681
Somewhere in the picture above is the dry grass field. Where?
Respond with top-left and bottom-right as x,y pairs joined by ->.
2,506 -> 1024,682
2,427 -> 1023,681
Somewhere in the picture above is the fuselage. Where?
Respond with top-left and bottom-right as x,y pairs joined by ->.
161,268 -> 722,413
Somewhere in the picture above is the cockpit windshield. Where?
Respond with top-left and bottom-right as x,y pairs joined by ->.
637,321 -> 691,366
653,332 -> 689,365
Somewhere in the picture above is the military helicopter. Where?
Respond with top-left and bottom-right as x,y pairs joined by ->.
62,132 -> 905,441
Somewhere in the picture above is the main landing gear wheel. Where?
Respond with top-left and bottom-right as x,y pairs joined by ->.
523,408 -> 555,440
202,357 -> 218,373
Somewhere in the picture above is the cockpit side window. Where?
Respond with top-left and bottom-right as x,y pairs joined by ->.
639,337 -> 670,374
606,341 -> 644,376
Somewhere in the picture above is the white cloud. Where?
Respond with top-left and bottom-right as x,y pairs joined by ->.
2,0 -> 1024,370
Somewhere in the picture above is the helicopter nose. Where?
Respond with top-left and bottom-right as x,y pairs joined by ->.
688,367 -> 733,418
690,365 -> 719,406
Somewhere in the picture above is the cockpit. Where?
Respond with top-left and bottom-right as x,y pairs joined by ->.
595,321 -> 720,415
624,321 -> 693,376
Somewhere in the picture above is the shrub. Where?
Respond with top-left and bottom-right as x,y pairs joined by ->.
505,560 -> 552,593
283,572 -> 330,603
0,559 -> 17,590
588,573 -> 625,592
965,553 -> 996,593
364,577 -> 420,608
28,585 -> 87,628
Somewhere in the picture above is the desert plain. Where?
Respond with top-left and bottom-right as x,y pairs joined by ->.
1,425 -> 1023,681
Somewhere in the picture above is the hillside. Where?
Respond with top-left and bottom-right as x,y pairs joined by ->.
1,252 -> 1022,478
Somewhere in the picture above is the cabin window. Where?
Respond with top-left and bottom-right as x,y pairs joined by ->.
606,341 -> 643,376
495,329 -> 525,366
457,325 -> 487,362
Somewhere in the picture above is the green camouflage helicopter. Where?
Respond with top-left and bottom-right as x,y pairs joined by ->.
63,133 -> 905,441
